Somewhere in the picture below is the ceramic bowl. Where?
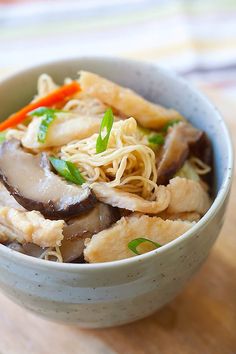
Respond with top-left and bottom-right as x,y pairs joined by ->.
0,57 -> 233,328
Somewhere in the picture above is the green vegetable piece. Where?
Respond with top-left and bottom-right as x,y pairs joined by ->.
38,111 -> 56,143
96,108 -> 114,154
128,237 -> 161,255
148,133 -> 165,145
28,106 -> 63,143
49,157 -> 85,185
162,119 -> 180,132
0,131 -> 6,144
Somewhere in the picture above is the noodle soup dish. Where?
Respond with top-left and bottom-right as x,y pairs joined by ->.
0,69 -> 215,263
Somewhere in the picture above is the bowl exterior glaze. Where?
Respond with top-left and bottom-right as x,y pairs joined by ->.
0,58 -> 233,328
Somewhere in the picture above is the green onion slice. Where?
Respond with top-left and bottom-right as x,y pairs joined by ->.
162,119 -> 180,132
128,237 -> 161,255
96,108 -> 114,154
28,107 -> 63,143
148,133 -> 165,145
49,157 -> 85,185
0,131 -> 6,144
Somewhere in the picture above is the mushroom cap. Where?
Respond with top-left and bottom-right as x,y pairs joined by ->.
0,139 -> 96,219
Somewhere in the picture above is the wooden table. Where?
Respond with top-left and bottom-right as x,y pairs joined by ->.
0,88 -> 235,354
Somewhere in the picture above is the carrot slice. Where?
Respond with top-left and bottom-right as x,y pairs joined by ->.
0,81 -> 80,131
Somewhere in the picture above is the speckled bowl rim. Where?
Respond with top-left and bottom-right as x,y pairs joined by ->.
0,56 -> 233,272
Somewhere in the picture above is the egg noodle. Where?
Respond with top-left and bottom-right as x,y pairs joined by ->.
189,156 -> 211,175
60,118 -> 160,201
39,246 -> 63,262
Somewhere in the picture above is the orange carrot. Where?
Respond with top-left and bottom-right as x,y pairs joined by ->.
0,81 -> 81,131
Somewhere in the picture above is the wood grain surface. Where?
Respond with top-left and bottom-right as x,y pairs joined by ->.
0,88 -> 235,354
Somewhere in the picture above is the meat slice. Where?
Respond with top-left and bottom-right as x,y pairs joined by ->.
79,71 -> 183,129
158,211 -> 201,222
156,122 -> 202,185
84,214 -> 193,263
0,206 -> 64,247
22,113 -> 102,149
92,183 -> 170,214
167,177 -> 211,215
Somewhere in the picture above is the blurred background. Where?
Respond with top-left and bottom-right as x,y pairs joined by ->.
0,0 -> 236,99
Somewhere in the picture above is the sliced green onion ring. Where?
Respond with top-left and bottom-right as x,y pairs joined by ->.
28,107 -> 64,143
128,237 -> 161,255
148,133 -> 165,145
0,131 -> 6,144
162,119 -> 180,132
49,156 -> 85,185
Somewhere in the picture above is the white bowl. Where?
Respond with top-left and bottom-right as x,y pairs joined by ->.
0,57 -> 233,328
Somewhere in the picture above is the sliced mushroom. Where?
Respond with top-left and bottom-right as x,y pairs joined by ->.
0,139 -> 96,219
6,242 -> 46,258
6,242 -> 26,253
60,239 -> 85,263
0,182 -> 25,211
63,202 -> 119,240
189,132 -> 213,188
84,214 -> 194,263
156,122 -> 203,185
22,243 -> 46,257
189,132 -> 212,166
61,203 -> 119,262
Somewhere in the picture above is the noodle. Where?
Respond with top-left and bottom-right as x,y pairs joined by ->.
39,246 -> 63,262
190,156 -> 211,175
60,118 -> 159,200
37,74 -> 58,98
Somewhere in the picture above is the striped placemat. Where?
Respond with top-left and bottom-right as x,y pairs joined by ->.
0,0 -> 236,93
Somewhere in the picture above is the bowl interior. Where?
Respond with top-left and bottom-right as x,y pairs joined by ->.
0,57 -> 231,197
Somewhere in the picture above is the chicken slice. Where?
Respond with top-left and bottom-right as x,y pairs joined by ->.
79,71 -> 183,129
0,207 -> 64,247
158,211 -> 201,222
63,95 -> 107,115
84,214 -> 193,262
92,183 -> 170,214
167,177 -> 211,215
22,113 -> 102,149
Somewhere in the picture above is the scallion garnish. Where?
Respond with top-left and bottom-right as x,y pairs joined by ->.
28,107 -> 63,143
49,157 -> 85,185
128,237 -> 161,255
0,131 -> 6,144
148,133 -> 164,145
162,119 -> 180,132
96,108 -> 114,154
